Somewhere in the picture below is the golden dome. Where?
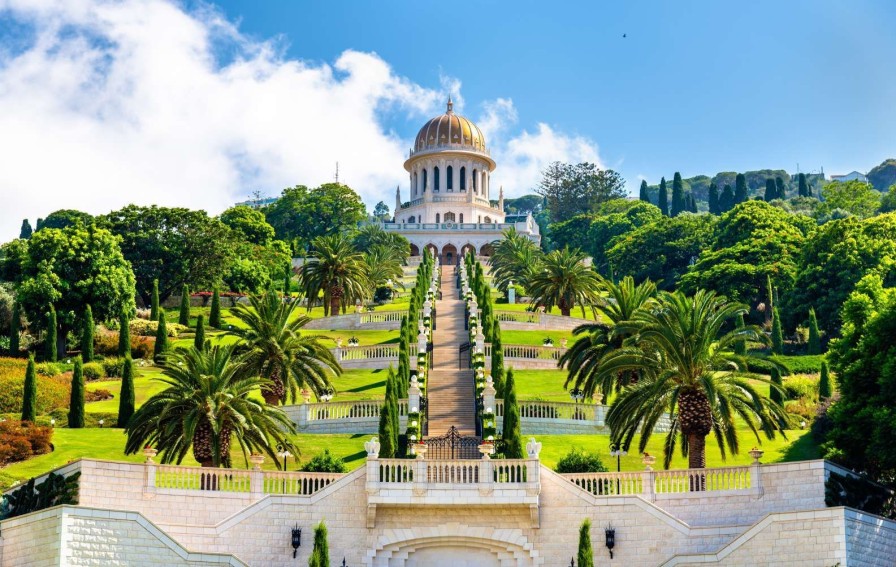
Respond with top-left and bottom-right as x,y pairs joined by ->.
413,98 -> 486,154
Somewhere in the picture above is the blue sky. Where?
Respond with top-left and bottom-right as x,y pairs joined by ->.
0,0 -> 894,237
212,0 -> 896,181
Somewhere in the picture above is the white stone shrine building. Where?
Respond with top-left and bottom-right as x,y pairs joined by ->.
383,98 -> 540,264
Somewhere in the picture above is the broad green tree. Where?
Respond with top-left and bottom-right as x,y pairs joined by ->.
229,293 -> 340,405
526,247 -> 601,317
600,290 -> 788,469
535,162 -> 627,223
820,180 -> 881,219
40,209 -> 92,231
68,357 -> 85,428
125,344 -> 296,467
299,234 -> 369,316
219,205 -> 275,246
265,183 -> 366,250
879,185 -> 896,213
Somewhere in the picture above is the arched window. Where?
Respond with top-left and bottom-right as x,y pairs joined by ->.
422,169 -> 427,192
436,213 -> 440,223
478,215 -> 482,223
447,166 -> 453,190
408,216 -> 416,223
460,167 -> 466,191
481,172 -> 487,197
484,216 -> 492,224
434,166 -> 440,191
444,212 -> 456,222
413,172 -> 418,196
473,169 -> 478,192
459,213 -> 464,223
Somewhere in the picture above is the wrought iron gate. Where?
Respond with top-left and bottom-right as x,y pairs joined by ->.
423,426 -> 481,460
458,342 -> 471,369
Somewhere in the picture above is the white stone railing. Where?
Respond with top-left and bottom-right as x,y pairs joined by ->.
151,464 -> 346,496
495,310 -> 540,323
496,400 -> 596,421
305,399 -> 409,421
373,458 -> 537,485
561,464 -> 756,500
332,344 -> 419,362
359,311 -> 404,324
485,343 -> 566,361
492,310 -> 594,330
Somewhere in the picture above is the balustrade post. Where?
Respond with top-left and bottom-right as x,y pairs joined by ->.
414,458 -> 428,489
751,462 -> 764,496
296,402 -> 309,430
143,461 -> 157,495
642,470 -> 656,502
250,470 -> 264,501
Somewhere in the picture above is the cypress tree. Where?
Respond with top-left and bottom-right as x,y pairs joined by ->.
734,173 -> 748,203
80,304 -> 94,362
308,521 -> 330,567
46,304 -> 57,362
734,313 -> 747,356
708,183 -> 720,215
769,367 -> 784,405
775,176 -> 786,200
8,302 -> 20,356
577,518 -> 594,567
818,361 -> 832,399
689,193 -> 698,213
378,398 -> 396,458
671,172 -> 685,217
35,218 -> 44,231
657,177 -> 669,216
209,288 -> 222,328
771,307 -> 784,355
639,179 -> 650,203
764,178 -> 776,202
194,314 -> 206,351
491,321 -> 506,397
501,368 -> 523,458
21,354 -> 37,422
387,367 -> 400,446
720,184 -> 735,212
150,279 -> 159,321
118,308 -> 130,357
807,308 -> 821,355
179,285 -> 191,326
798,173 -> 808,197
68,356 -> 85,428
19,219 -> 32,239
117,356 -> 136,427
766,275 -> 775,322
154,310 -> 169,360
283,271 -> 292,296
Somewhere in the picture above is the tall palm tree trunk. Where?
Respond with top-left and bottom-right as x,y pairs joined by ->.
261,367 -> 285,405
329,282 -> 344,317
678,388 -> 713,489
193,418 -> 215,468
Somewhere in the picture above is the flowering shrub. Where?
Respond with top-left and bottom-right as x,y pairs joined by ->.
0,420 -> 53,466
0,360 -> 70,414
82,362 -> 104,380
94,331 -> 155,359
85,389 -> 113,403
128,319 -> 186,337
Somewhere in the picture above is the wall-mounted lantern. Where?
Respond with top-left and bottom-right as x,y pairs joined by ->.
291,524 -> 302,558
605,525 -> 616,559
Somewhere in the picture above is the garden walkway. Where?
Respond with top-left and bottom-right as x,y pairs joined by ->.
424,267 -> 477,438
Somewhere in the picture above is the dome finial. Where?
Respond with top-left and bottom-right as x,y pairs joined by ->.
446,95 -> 453,113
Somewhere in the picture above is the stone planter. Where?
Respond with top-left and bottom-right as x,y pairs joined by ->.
478,443 -> 495,459
749,449 -> 764,464
413,444 -> 428,460
143,447 -> 157,464
642,454 -> 656,470
249,454 -> 265,471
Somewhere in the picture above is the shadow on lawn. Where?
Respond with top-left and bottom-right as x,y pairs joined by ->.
345,380 -> 386,394
782,431 -> 822,462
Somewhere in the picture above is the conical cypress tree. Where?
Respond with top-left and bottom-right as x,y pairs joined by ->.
68,356 -> 85,428
387,367 -> 400,446
771,307 -> 784,355
708,183 -> 720,214
807,308 -> 821,355
798,173 -> 808,197
46,304 -> 57,362
775,176 -> 786,200
735,173 -> 748,203
179,285 -> 191,326
308,521 -> 330,567
658,177 -> 669,216
671,172 -> 685,217
209,288 -> 222,328
150,279 -> 159,321
118,309 -> 130,357
734,313 -> 747,356
117,356 -> 136,427
639,179 -> 650,203
577,518 -> 594,567
769,367 -> 784,404
818,361 -> 832,399
766,275 -> 775,321
491,322 -> 506,397
764,178 -> 776,201
194,314 -> 206,350
19,219 -> 32,240
154,310 -> 168,360
21,354 -> 37,422
378,400 -> 396,458
689,193 -> 698,213
720,184 -> 735,212
501,368 -> 523,458
8,302 -> 20,357
80,304 -> 94,362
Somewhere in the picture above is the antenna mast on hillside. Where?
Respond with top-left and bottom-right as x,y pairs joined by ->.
335,162 -> 340,184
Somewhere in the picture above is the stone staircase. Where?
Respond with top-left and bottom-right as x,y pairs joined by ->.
425,268 -> 477,437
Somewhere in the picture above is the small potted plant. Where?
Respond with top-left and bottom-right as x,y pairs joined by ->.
348,336 -> 359,347
642,452 -> 656,470
543,337 -> 554,347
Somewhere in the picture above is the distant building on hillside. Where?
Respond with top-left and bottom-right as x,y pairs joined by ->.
829,171 -> 867,183
235,196 -> 278,209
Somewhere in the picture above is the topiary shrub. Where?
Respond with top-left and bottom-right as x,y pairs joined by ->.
85,389 -> 113,402
783,375 -> 818,401
35,363 -> 61,377
301,449 -> 347,473
82,362 -> 103,381
555,447 -> 608,473
101,357 -> 125,378
0,470 -> 79,520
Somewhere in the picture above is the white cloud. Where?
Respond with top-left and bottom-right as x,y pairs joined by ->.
0,0 -> 605,238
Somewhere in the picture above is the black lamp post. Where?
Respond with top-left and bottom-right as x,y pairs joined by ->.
605,525 -> 616,559
609,442 -> 627,495
291,524 -> 302,558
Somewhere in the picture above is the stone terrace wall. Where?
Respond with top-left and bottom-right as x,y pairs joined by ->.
0,507 -> 62,566
845,508 -> 896,565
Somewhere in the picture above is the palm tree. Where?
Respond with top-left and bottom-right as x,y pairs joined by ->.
526,246 -> 601,316
300,234 -> 369,316
600,290 -> 789,470
352,223 -> 410,265
489,227 -> 542,292
124,344 -> 295,468
363,245 -> 405,300
561,276 -> 657,396
229,292 -> 340,405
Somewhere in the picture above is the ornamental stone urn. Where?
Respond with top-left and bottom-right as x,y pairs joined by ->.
414,444 -> 428,460
478,443 -> 495,460
143,446 -> 158,464
749,448 -> 764,464
642,453 -> 657,470
249,454 -> 265,471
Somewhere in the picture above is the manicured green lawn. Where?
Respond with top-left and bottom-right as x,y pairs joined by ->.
85,369 -> 169,413
493,302 -> 601,321
512,369 -> 571,402
332,369 -> 388,400
501,330 -> 576,347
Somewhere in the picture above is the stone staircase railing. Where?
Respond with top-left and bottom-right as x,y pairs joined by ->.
331,344 -> 419,369
561,464 -> 757,501
151,464 -> 345,496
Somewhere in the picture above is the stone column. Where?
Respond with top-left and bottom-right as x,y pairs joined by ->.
408,376 -> 421,415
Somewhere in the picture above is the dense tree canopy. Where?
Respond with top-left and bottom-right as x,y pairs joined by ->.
535,162 -> 626,223
265,183 -> 366,249
38,209 -> 93,231
219,205 -> 275,246
820,180 -> 881,219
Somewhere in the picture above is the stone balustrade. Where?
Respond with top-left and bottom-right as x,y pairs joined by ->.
561,464 -> 758,501
494,399 -> 672,435
302,310 -> 406,330
330,344 -> 419,369
283,399 -> 409,434
483,342 -> 566,368
492,310 -> 594,330
151,463 -> 344,496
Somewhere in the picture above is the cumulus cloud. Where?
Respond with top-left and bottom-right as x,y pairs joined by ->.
0,0 -> 604,238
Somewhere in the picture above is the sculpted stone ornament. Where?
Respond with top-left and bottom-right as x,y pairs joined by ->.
526,438 -> 542,459
365,437 -> 381,458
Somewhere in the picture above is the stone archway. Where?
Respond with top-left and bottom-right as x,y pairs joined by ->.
409,244 -> 420,257
367,524 -> 542,567
441,244 -> 458,266
425,244 -> 438,259
479,243 -> 494,257
460,244 -> 476,260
